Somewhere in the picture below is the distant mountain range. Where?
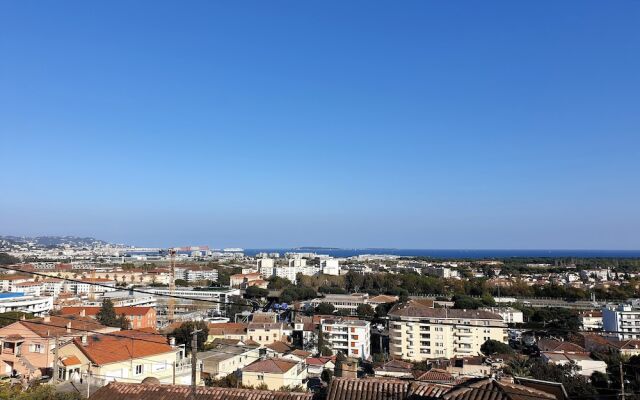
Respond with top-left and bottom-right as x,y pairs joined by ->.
0,235 -> 109,247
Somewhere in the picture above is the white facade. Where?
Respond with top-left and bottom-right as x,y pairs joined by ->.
320,259 -> 340,276
603,304 -> 640,340
257,258 -> 274,275
321,319 -> 371,359
0,294 -> 53,316
482,307 -> 524,324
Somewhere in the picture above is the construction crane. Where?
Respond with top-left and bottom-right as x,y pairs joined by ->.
167,248 -> 177,323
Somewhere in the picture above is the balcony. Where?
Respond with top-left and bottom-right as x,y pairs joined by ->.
455,330 -> 473,337
455,347 -> 473,353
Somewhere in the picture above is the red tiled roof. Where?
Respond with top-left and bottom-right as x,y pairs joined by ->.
306,356 -> 335,366
413,368 -> 455,383
537,339 -> 585,353
207,323 -> 247,336
16,315 -> 109,338
389,300 -> 502,320
442,378 -> 555,400
326,378 -> 448,400
72,329 -> 174,365
90,382 -> 312,400
242,358 -> 298,373
265,341 -> 294,354
61,356 -> 82,366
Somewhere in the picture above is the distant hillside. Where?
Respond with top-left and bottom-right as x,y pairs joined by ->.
0,235 -> 109,247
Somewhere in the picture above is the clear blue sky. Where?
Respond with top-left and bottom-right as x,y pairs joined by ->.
1,1 -> 639,249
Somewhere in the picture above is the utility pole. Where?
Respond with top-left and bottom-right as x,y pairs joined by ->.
620,362 -> 626,400
52,336 -> 59,384
172,361 -> 176,385
86,365 -> 91,399
191,329 -> 201,400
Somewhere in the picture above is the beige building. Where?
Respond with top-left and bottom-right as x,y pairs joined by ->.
198,343 -> 260,380
388,300 -> 507,361
241,358 -> 306,390
0,315 -> 114,378
247,322 -> 291,346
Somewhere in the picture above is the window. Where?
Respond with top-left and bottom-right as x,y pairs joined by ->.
352,335 -> 359,340
135,365 -> 144,375
352,349 -> 359,355
351,342 -> 356,347
30,344 -> 42,353
351,328 -> 355,333
257,374 -> 264,381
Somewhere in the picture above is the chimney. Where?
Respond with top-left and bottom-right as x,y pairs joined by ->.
169,337 -> 176,346
80,309 -> 86,317
66,322 -> 72,333
81,335 -> 88,346
44,315 -> 51,323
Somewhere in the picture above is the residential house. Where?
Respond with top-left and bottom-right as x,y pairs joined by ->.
198,342 -> 260,380
247,322 -> 291,346
540,352 -> 607,376
0,315 -> 114,378
373,359 -> 414,379
206,323 -> 248,344
241,358 -> 307,391
57,329 -> 194,386
60,306 -> 157,329
305,356 -> 335,377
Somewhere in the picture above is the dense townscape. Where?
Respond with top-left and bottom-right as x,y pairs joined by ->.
1,237 -> 640,400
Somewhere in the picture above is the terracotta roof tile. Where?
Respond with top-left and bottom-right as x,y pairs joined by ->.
242,358 -> 298,373
442,378 -> 556,400
90,382 -> 312,400
72,329 -> 174,365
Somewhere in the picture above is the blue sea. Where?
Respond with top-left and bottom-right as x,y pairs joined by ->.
243,248 -> 640,259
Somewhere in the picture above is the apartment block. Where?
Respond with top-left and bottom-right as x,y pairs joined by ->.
388,300 -> 507,361
321,318 -> 370,359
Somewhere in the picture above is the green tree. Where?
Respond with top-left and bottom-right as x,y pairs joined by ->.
0,253 -> 19,265
316,303 -> 335,315
480,339 -> 514,355
0,311 -> 34,328
245,285 -> 269,299
453,295 -> 483,310
321,369 -> 333,384
171,320 -> 209,351
96,299 -> 119,327
356,304 -> 375,319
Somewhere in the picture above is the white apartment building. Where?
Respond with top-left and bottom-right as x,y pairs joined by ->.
274,266 -> 298,284
320,259 -> 340,276
580,310 -> 603,331
388,300 -> 507,361
288,258 -> 307,268
256,258 -> 274,275
481,307 -> 524,324
64,278 -> 117,295
580,269 -> 611,281
423,266 -> 458,279
603,304 -> 640,340
321,318 -> 370,359
0,293 -> 53,316
185,268 -> 218,282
